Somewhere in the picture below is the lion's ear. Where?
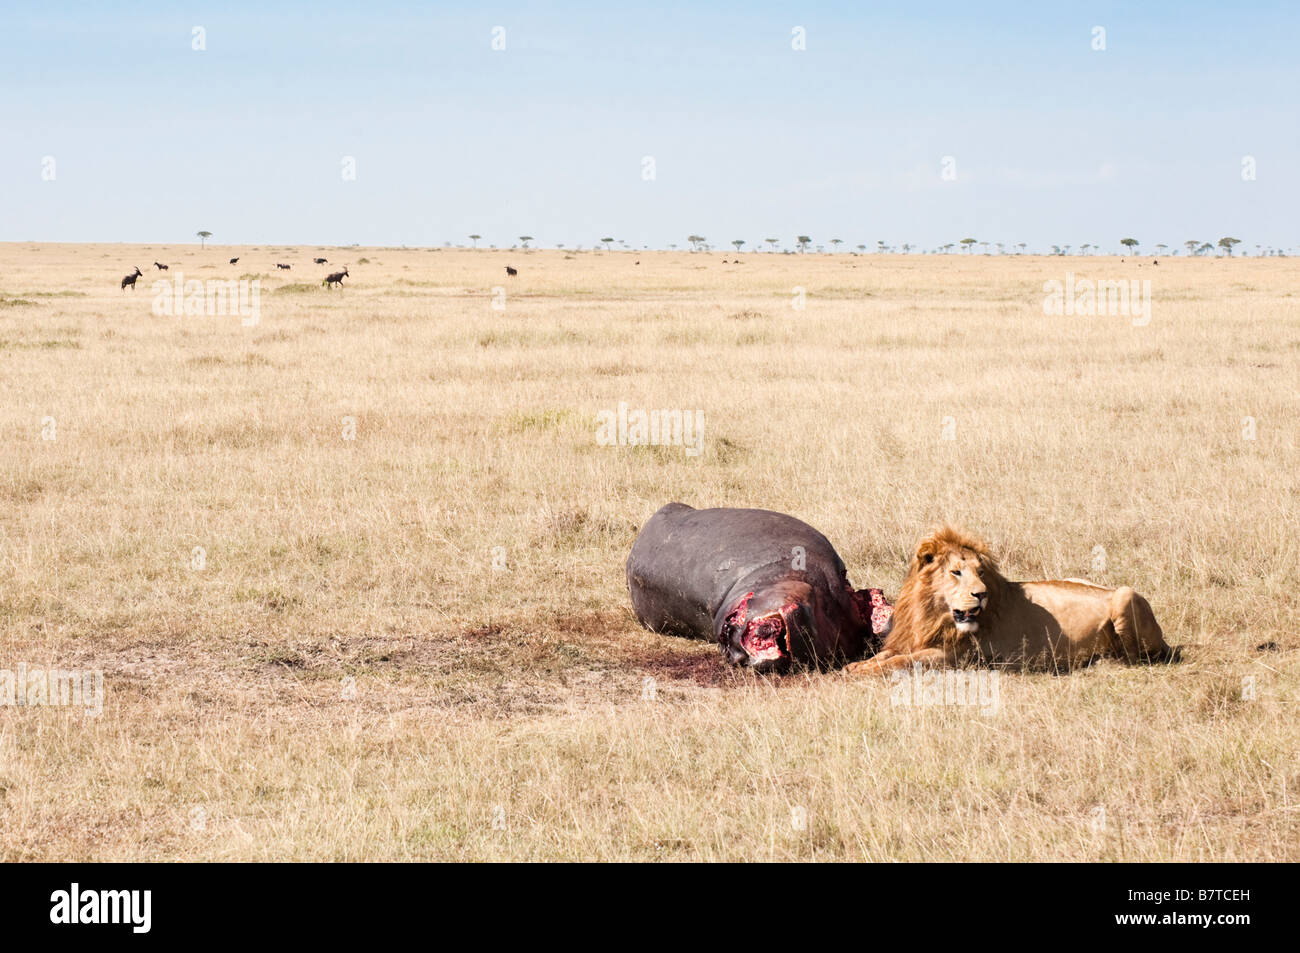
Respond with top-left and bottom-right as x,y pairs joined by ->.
913,538 -> 938,569
979,551 -> 1000,577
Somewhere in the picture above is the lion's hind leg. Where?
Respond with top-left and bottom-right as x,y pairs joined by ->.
1108,587 -> 1170,662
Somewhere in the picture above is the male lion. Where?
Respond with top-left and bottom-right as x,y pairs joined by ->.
845,526 -> 1170,676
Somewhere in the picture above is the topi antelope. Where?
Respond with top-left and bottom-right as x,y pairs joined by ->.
505,265 -> 518,276
154,262 -> 169,270
313,258 -> 328,265
229,257 -> 239,265
323,267 -> 349,288
121,266 -> 143,291
276,263 -> 291,270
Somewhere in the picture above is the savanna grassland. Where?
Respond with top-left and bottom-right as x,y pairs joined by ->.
1,242 -> 1296,861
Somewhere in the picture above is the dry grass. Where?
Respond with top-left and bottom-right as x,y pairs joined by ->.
0,242 -> 1296,860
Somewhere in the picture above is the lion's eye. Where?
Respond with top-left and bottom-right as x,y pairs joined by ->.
951,570 -> 961,578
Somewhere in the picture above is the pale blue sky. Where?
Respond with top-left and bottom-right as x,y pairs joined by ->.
3,1 -> 1295,252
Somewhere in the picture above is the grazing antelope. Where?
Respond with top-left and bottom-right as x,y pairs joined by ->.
505,265 -> 518,276
323,267 -> 349,288
313,258 -> 328,265
154,262 -> 169,270
229,257 -> 239,265
276,263 -> 291,270
121,267 -> 143,291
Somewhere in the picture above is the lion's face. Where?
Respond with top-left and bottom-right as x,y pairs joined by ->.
932,550 -> 990,633
913,535 -> 994,634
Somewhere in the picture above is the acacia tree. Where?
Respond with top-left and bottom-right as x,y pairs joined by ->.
830,238 -> 843,252
732,239 -> 745,254
519,235 -> 533,249
687,234 -> 705,251
469,234 -> 481,248
960,238 -> 976,253
197,230 -> 212,247
1120,237 -> 1139,255
1218,237 -> 1240,256
796,235 -> 811,253
765,238 -> 779,252
601,237 -> 615,252
1184,240 -> 1200,255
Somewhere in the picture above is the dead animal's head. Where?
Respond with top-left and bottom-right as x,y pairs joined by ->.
719,592 -> 793,673
718,581 -> 856,673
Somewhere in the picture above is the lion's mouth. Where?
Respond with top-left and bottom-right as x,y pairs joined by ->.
952,606 -> 982,628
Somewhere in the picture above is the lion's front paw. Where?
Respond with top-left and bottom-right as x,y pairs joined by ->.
843,659 -> 882,677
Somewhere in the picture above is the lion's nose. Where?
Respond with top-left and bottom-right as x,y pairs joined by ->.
971,591 -> 987,602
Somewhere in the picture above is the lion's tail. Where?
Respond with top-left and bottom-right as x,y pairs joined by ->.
1108,587 -> 1170,662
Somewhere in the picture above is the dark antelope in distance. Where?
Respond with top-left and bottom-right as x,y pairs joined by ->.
229,257 -> 239,265
153,262 -> 168,270
276,263 -> 291,270
505,265 -> 518,276
313,258 -> 328,265
323,267 -> 349,288
121,266 -> 143,291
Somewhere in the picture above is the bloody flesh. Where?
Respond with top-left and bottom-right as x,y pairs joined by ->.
722,592 -> 799,662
